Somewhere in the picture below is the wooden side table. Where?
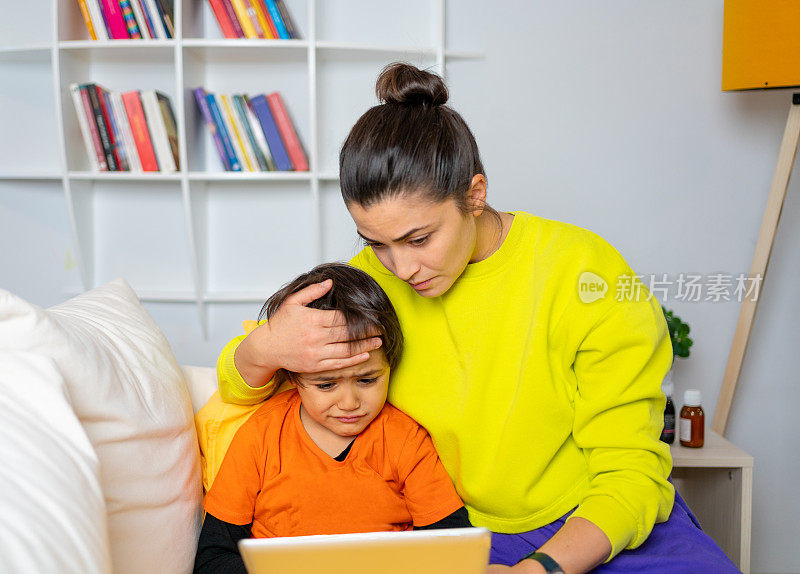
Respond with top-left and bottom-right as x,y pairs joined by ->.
670,430 -> 753,573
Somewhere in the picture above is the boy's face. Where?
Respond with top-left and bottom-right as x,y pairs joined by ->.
294,349 -> 390,441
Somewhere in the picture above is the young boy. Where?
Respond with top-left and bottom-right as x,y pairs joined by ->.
194,263 -> 470,574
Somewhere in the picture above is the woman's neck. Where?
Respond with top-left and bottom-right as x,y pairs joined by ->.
471,210 -> 514,263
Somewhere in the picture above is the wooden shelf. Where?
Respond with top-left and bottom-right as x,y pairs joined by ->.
671,429 -> 754,468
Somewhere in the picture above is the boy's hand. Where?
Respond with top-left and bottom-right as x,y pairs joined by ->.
238,279 -> 382,381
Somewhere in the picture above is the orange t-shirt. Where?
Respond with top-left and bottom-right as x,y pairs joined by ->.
203,389 -> 464,538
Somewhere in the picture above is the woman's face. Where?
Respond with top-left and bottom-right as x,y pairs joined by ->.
347,193 -> 479,298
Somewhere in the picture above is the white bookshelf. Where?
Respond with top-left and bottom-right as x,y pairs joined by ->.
0,0 -> 482,337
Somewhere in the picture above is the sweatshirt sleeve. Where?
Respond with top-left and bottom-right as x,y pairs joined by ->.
217,322 -> 278,405
566,255 -> 675,559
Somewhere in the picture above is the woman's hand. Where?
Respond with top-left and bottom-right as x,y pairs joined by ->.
235,280 -> 383,387
486,562 -> 545,574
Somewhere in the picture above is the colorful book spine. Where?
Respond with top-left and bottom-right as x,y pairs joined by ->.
242,0 -> 266,38
250,0 -> 274,39
142,0 -> 167,38
274,0 -> 298,39
221,0 -> 245,38
156,92 -> 180,169
193,88 -> 230,170
220,94 -> 254,171
76,0 -> 98,40
233,95 -> 267,171
207,0 -> 239,39
69,84 -> 102,171
119,0 -> 143,39
101,88 -> 130,170
86,84 -> 120,170
230,0 -> 258,38
255,0 -> 278,39
121,91 -> 159,171
267,92 -> 308,171
250,94 -> 291,171
243,94 -> 276,170
85,0 -> 111,39
154,0 -> 174,39
129,0 -> 151,39
206,93 -> 241,171
141,90 -> 176,172
134,0 -> 158,38
111,91 -> 142,171
263,0 -> 290,39
99,0 -> 131,39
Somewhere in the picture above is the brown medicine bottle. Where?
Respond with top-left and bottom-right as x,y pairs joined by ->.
679,389 -> 704,447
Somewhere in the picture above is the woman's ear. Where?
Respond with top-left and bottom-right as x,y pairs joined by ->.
467,174 -> 488,216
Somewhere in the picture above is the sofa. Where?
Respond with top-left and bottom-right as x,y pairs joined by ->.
0,279 -> 220,574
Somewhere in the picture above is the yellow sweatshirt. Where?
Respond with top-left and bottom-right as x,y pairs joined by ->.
217,211 -> 674,558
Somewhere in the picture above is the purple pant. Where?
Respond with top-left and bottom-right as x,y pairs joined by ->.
489,491 -> 740,573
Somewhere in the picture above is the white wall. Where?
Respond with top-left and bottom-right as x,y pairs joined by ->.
1,1 -> 797,572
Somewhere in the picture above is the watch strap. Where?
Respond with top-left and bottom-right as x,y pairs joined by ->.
518,551 -> 565,574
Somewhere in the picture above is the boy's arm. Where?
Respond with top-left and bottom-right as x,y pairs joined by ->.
413,506 -> 471,530
397,423 -> 466,527
193,514 -> 251,574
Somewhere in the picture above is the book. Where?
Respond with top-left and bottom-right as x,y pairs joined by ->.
207,0 -> 239,39
221,0 -> 245,38
193,88 -> 230,170
230,0 -> 258,38
254,0 -> 278,39
98,0 -> 131,39
263,0 -> 290,39
250,0 -> 274,39
110,91 -> 142,171
85,84 -> 119,171
220,94 -> 254,171
274,0 -> 298,39
129,0 -> 151,39
141,90 -> 176,172
101,87 -> 130,170
243,94 -> 276,171
205,93 -> 241,171
69,84 -> 103,171
84,0 -> 109,39
249,94 -> 292,171
76,0 -> 98,40
267,92 -> 308,171
242,0 -> 266,38
156,92 -> 180,169
121,91 -> 159,171
133,0 -> 158,38
233,95 -> 268,171
154,0 -> 174,39
141,0 -> 167,38
118,0 -> 143,39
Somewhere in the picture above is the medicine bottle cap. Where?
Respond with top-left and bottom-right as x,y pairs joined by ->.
662,379 -> 674,397
683,389 -> 702,406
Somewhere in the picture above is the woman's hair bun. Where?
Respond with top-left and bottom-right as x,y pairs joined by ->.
375,62 -> 448,107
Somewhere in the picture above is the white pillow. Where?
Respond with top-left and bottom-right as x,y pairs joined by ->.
0,351 -> 111,574
0,280 -> 202,574
181,365 -> 218,415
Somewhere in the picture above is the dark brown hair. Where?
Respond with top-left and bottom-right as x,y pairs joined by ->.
258,263 -> 403,385
339,62 -> 487,214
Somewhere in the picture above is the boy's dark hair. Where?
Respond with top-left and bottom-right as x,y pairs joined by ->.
258,263 -> 403,385
339,62 -> 487,214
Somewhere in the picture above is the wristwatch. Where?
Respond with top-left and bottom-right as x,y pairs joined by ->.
518,551 -> 565,574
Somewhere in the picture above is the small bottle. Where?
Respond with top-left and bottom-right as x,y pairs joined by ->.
679,389 -> 704,447
660,378 -> 675,444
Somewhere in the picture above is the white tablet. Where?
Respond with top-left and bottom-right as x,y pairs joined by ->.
238,527 -> 492,574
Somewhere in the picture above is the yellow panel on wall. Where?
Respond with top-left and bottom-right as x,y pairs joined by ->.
722,0 -> 800,91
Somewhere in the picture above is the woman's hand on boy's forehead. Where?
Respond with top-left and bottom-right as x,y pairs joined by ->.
260,280 -> 383,374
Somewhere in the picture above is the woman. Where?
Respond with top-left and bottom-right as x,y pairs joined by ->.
217,63 -> 737,573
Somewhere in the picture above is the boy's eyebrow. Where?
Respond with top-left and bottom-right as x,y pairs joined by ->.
309,369 -> 383,382
357,225 -> 430,244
